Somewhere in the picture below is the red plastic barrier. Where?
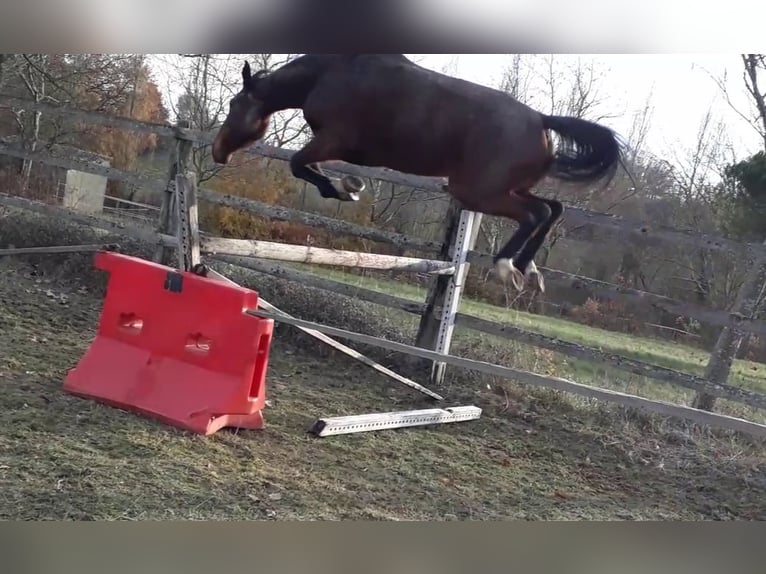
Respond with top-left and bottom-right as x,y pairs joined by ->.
64,252 -> 274,435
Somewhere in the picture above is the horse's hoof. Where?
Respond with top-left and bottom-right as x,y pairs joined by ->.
495,258 -> 525,291
342,175 -> 366,194
526,261 -> 545,294
508,262 -> 525,292
495,258 -> 511,280
336,190 -> 360,201
332,176 -> 363,201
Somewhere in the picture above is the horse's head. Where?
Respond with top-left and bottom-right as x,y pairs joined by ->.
212,61 -> 271,165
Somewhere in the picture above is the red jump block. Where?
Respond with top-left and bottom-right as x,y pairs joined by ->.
64,252 -> 274,435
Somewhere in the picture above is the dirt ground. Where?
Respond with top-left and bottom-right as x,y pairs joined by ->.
1,213 -> 766,520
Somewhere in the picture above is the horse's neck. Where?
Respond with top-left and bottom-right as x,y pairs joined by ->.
260,55 -> 332,113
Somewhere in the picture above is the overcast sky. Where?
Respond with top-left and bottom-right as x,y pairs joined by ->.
150,54 -> 764,166
412,54 -> 762,162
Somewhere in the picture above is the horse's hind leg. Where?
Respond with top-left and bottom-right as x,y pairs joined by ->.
492,192 -> 551,291
511,194 -> 563,293
451,183 -> 550,291
289,135 -> 365,202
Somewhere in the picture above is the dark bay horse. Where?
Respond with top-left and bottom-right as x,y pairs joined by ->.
211,54 -> 624,292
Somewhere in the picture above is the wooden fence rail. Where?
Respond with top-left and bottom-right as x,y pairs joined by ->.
3,93 -> 765,258
9,188 -> 763,413
5,163 -> 766,435
201,236 -> 455,274
4,140 -> 766,339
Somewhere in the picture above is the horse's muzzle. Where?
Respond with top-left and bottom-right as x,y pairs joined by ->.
213,152 -> 232,165
211,132 -> 232,165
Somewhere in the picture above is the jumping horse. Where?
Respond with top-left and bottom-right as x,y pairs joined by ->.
211,54 -> 624,292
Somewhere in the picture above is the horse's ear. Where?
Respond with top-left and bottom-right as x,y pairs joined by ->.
242,61 -> 252,86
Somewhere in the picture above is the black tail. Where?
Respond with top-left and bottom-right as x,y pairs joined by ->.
541,114 -> 624,184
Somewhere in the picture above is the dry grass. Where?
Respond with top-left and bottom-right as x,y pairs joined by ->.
1,209 -> 766,520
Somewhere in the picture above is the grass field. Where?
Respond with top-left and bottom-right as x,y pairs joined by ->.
1,211 -> 765,520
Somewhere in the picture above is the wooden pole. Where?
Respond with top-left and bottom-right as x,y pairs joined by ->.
174,170 -> 201,271
201,236 -> 455,274
153,120 -> 192,265
0,243 -> 119,256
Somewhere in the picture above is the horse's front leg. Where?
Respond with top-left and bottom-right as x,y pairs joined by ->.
289,137 -> 365,202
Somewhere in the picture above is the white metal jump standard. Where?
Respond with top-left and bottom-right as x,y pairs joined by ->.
430,209 -> 481,386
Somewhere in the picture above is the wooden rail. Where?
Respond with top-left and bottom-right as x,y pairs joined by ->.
197,189 -> 441,252
0,193 -> 175,249
3,93 -> 764,258
210,254 -> 428,314
202,236 -> 455,274
7,177 -> 766,414
450,312 -> 766,409
0,243 -> 119,256
5,192 -> 766,413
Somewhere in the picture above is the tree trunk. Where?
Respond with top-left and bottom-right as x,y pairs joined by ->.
21,108 -> 41,183
693,244 -> 766,410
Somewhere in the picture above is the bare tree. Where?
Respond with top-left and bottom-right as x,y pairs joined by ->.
151,53 -> 311,184
491,55 -> 623,267
742,54 -> 766,147
709,54 -> 766,150
0,54 -> 22,92
1,54 -> 155,152
560,57 -> 617,122
498,54 -> 533,102
644,107 -> 741,311
152,54 -> 241,184
691,54 -> 766,411
13,54 -> 48,181
667,106 -> 731,209
625,88 -> 655,164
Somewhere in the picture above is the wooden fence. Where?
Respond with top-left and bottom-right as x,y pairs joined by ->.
2,93 -> 766,439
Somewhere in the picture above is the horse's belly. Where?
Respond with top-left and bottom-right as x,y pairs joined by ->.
351,132 -> 456,177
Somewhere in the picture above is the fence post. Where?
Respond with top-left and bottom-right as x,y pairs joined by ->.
174,170 -> 201,272
153,120 -> 192,265
415,197 -> 482,385
693,242 -> 766,410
